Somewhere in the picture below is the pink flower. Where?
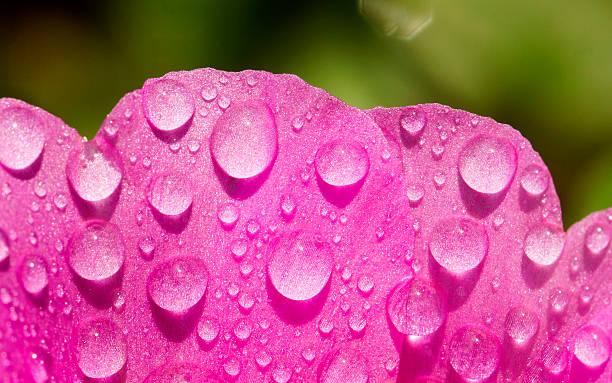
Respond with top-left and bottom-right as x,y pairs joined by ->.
0,69 -> 610,382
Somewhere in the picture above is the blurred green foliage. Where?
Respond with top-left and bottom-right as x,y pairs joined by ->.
0,0 -> 610,226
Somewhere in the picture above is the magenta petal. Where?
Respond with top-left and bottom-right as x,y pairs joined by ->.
0,70 -> 610,383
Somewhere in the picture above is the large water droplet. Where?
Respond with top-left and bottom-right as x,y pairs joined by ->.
75,317 -> 127,379
399,107 -> 426,138
520,164 -> 549,198
429,216 -> 488,274
148,173 -> 194,218
540,340 -> 568,375
387,278 -> 446,336
210,100 -> 277,179
449,326 -> 500,381
504,306 -> 539,346
572,325 -> 610,369
319,348 -> 369,383
68,221 -> 125,282
458,135 -> 517,195
19,254 -> 48,295
315,139 -> 369,188
267,230 -> 333,301
523,224 -> 565,266
0,107 -> 45,172
584,223 -> 610,257
66,140 -> 123,204
147,256 -> 208,314
143,79 -> 194,133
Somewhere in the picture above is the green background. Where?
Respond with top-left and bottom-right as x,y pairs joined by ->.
0,0 -> 610,226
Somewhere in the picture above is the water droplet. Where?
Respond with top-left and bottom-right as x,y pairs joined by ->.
399,107 -> 426,137
255,350 -> 272,369
201,86 -> 217,102
217,202 -> 240,229
231,239 -> 248,260
357,275 -> 374,295
223,358 -> 240,378
211,100 -> 277,179
233,319 -> 252,342
33,181 -> 46,198
66,140 -> 123,204
147,256 -> 208,314
267,231 -> 333,301
0,107 -> 45,172
147,173 -> 194,218
197,316 -> 220,345
319,348 -> 369,383
429,216 -> 488,274
143,79 -> 194,133
524,224 -> 565,266
315,139 -> 369,188
319,318 -> 334,335
448,325 -> 500,382
540,340 -> 568,375
217,95 -> 231,110
387,278 -> 446,336
520,164 -> 549,198
68,221 -> 125,282
246,219 -> 261,237
272,366 -> 291,383
584,224 -> 610,257
548,287 -> 569,315
138,236 -> 156,260
406,184 -> 424,206
280,194 -> 296,219
19,254 -> 48,295
572,325 -> 610,368
75,317 -> 127,379
458,135 -> 517,195
53,193 -> 68,210
579,284 -> 594,306
504,306 -> 539,346
238,292 -> 255,311
433,172 -> 446,188
348,313 -> 367,335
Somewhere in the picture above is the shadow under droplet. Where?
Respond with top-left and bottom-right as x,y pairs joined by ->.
266,277 -> 329,325
583,247 -> 605,272
149,295 -> 205,343
568,357 -> 607,383
149,117 -> 192,143
427,252 -> 482,311
520,254 -> 556,289
400,130 -> 422,149
458,173 -> 508,219
518,188 -> 541,212
150,205 -> 192,234
2,150 -> 43,180
69,182 -> 121,221
213,160 -> 271,200
499,335 -> 536,381
396,323 -> 446,381
83,364 -> 127,383
316,177 -> 364,208
71,268 -> 124,310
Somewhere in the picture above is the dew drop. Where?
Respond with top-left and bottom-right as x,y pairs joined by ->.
280,194 -> 297,219
504,306 -> 539,346
319,318 -> 334,335
315,139 -> 369,188
210,100 -> 277,179
572,325 -> 610,368
0,107 -> 45,172
19,254 -> 48,295
255,350 -> 272,369
231,239 -> 248,260
273,366 -> 291,383
53,193 -> 68,211
387,278 -> 446,336
406,184 -> 424,206
246,219 -> 261,237
147,173 -> 194,218
147,256 -> 208,314
201,86 -> 217,102
143,79 -> 194,133
319,348 -> 369,383
523,224 -> 565,266
66,140 -> 123,204
357,275 -> 374,295
584,224 -> 610,257
448,325 -> 500,382
399,107 -> 426,138
68,221 -> 125,282
579,284 -> 594,306
429,216 -> 488,274
540,340 -> 568,375
458,135 -> 517,195
548,287 -> 569,315
520,164 -> 549,198
197,316 -> 220,345
233,319 -> 251,342
267,231 -> 333,301
223,358 -> 240,378
75,317 -> 127,379
138,236 -> 156,260
217,202 -> 240,229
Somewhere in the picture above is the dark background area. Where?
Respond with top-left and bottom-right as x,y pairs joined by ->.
0,0 -> 610,226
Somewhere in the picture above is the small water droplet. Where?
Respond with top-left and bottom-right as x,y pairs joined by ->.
348,313 -> 367,335
520,164 -> 549,198
280,194 -> 296,219
449,325 -> 500,382
223,358 -> 240,378
267,231 -> 333,301
68,221 -> 125,282
406,184 -> 424,206
246,219 -> 261,237
75,317 -> 127,379
217,95 -> 231,110
540,340 -> 568,375
138,236 -> 156,260
399,107 -> 426,138
112,291 -> 125,313
387,278 -> 446,336
147,256 -> 208,314
572,325 -> 610,368
504,306 -> 539,346
584,223 -> 610,257
19,254 -> 48,296
272,366 -> 291,383
357,275 -> 374,295
549,287 -> 569,315
148,173 -> 194,218
197,316 -> 220,345
429,216 -> 488,274
255,350 -> 272,369
315,139 -> 369,188
231,239 -> 248,260
458,135 -> 517,195
292,116 -> 304,132
579,284 -> 594,306
143,79 -> 194,134
523,224 -> 565,266
53,193 -> 68,210
319,317 -> 334,335
201,86 -> 217,102
0,107 -> 45,172
217,202 -> 240,229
